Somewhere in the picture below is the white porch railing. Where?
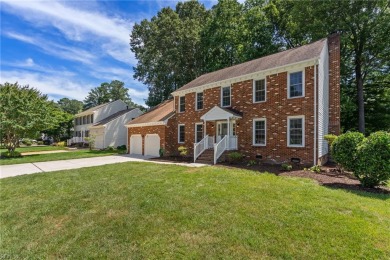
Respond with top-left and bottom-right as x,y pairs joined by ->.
67,137 -> 88,146
194,135 -> 209,162
214,135 -> 228,164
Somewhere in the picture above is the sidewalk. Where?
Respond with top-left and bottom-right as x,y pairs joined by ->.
0,155 -> 207,179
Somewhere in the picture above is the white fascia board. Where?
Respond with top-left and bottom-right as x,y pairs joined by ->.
126,121 -> 166,128
172,58 -> 319,96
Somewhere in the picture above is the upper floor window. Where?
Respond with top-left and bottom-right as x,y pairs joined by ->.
253,118 -> 266,146
178,124 -> 185,143
179,96 -> 185,112
253,79 -> 266,103
196,92 -> 203,110
287,116 -> 305,147
221,86 -> 231,107
288,71 -> 304,98
195,123 -> 203,143
90,114 -> 94,123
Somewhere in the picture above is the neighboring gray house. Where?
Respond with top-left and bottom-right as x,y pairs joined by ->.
68,100 -> 142,149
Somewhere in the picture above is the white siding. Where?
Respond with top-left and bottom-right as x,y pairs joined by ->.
94,100 -> 127,123
317,41 -> 329,158
104,108 -> 143,148
90,128 -> 105,149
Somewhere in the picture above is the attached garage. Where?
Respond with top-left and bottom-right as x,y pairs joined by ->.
144,134 -> 160,157
130,135 -> 142,155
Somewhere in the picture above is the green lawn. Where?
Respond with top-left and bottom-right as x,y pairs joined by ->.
0,145 -> 66,154
0,149 -> 119,165
0,163 -> 389,259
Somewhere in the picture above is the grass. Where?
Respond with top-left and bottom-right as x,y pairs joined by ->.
0,163 -> 389,259
0,149 -> 120,165
0,145 -> 66,154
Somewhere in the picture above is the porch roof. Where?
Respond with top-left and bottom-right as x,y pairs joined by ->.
200,106 -> 242,121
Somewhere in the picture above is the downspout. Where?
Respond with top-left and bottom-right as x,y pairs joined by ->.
313,61 -> 318,166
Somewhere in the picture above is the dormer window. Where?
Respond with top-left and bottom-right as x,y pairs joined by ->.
179,96 -> 185,112
221,86 -> 231,107
288,71 -> 304,98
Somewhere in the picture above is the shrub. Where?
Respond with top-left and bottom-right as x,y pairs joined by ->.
1,150 -> 22,158
228,152 -> 244,164
354,131 -> 390,187
56,141 -> 65,147
247,160 -> 257,167
331,132 -> 364,171
159,148 -> 165,157
107,146 -> 114,151
308,165 -> 321,173
117,145 -> 127,150
178,146 -> 188,157
22,138 -> 32,146
281,163 -> 293,171
324,134 -> 337,146
37,141 -> 43,145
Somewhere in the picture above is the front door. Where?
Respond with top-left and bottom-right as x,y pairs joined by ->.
216,122 -> 228,142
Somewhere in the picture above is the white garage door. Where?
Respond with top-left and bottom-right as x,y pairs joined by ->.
130,135 -> 142,155
144,134 -> 160,157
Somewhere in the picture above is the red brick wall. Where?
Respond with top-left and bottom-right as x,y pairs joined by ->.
328,33 -> 341,135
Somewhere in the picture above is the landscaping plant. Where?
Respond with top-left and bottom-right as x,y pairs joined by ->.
281,163 -> 293,171
354,131 -> 390,187
178,146 -> 188,157
331,131 -> 364,172
227,152 -> 244,164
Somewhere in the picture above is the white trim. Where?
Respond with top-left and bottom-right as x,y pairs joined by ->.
313,61 -> 318,165
287,70 -> 305,99
195,91 -> 204,111
194,122 -> 203,143
252,118 -> 267,146
178,124 -> 185,144
220,86 -> 231,107
253,78 -> 267,103
172,58 -> 318,96
179,96 -> 185,113
287,115 -> 305,147
127,121 -> 166,128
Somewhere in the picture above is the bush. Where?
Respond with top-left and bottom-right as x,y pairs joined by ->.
1,150 -> 22,158
37,141 -> 44,145
117,145 -> 127,150
227,152 -> 244,164
331,132 -> 364,171
107,146 -> 114,151
247,160 -> 257,167
22,138 -> 32,146
281,163 -> 293,171
354,131 -> 390,187
178,146 -> 188,157
324,134 -> 337,146
56,141 -> 65,147
159,148 -> 165,157
308,165 -> 321,173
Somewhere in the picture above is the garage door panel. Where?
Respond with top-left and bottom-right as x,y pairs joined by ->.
145,134 -> 160,157
130,135 -> 142,155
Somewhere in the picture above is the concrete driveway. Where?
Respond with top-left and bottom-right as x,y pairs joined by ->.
0,155 -> 206,179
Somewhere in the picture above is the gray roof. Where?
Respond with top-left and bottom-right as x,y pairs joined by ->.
92,108 -> 135,126
173,38 -> 326,93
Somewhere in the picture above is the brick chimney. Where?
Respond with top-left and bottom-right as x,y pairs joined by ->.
327,33 -> 341,135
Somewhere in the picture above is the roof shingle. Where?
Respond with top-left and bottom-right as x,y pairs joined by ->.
126,100 -> 174,125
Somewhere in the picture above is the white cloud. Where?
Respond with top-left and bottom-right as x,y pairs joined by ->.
128,87 -> 148,106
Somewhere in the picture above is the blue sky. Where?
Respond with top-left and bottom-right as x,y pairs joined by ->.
0,0 -> 216,106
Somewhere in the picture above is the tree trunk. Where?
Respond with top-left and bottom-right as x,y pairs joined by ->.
355,62 -> 365,134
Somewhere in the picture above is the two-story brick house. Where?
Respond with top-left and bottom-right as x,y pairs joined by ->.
127,34 -> 340,165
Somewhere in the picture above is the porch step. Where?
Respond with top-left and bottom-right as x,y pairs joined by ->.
195,149 -> 214,164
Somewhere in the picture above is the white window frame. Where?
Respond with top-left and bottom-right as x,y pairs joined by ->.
179,96 -> 185,113
194,122 -> 204,143
287,70 -> 305,99
178,124 -> 185,143
195,92 -> 203,111
287,115 -> 305,147
252,118 -> 267,146
221,86 -> 231,107
253,78 -> 267,103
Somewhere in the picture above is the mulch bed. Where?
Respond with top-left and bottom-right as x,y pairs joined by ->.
152,156 -> 389,194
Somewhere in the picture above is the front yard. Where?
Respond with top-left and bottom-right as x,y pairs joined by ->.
0,162 -> 389,259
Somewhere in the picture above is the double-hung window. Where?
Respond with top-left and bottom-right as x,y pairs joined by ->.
195,123 -> 203,143
253,119 -> 266,146
253,79 -> 266,103
221,86 -> 231,107
179,96 -> 186,112
196,92 -> 203,110
288,116 -> 305,147
178,124 -> 185,143
288,71 -> 304,98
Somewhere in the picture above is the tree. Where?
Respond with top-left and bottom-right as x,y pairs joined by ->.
0,82 -> 59,152
83,80 -> 137,109
264,0 -> 390,134
57,98 -> 83,115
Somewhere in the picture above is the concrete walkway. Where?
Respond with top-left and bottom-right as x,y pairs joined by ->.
0,155 -> 207,179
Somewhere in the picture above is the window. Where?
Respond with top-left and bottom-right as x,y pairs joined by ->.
178,124 -> 185,143
91,115 -> 94,123
196,92 -> 203,110
85,130 -> 89,138
195,123 -> 203,143
179,96 -> 185,112
87,115 -> 90,124
221,86 -> 231,107
288,116 -> 305,147
253,79 -> 266,102
288,71 -> 304,98
253,119 -> 266,146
